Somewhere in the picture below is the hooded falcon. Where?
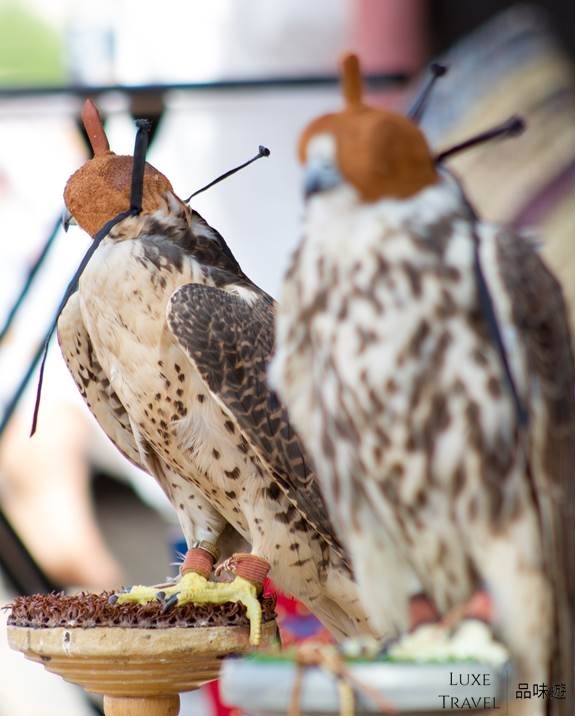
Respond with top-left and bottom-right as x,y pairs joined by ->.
57,100 -> 376,645
271,54 -> 575,714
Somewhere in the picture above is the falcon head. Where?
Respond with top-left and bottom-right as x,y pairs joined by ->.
298,54 -> 438,203
64,100 -> 175,237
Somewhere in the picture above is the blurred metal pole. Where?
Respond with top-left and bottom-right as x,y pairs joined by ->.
0,337 -> 46,438
0,507 -> 105,715
0,508 -> 61,595
0,214 -> 62,344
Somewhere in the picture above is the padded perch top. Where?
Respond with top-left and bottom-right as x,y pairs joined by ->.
8,592 -> 275,629
8,590 -> 276,629
7,591 -> 279,715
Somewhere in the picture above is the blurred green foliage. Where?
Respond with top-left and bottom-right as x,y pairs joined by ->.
0,1 -> 65,85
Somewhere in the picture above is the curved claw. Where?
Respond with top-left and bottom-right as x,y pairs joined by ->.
162,593 -> 180,612
107,593 -> 119,605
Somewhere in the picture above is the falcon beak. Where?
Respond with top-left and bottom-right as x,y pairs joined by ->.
62,208 -> 77,232
303,156 -> 343,199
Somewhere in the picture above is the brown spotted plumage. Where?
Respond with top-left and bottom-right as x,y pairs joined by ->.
57,100 -> 375,641
271,54 -> 574,715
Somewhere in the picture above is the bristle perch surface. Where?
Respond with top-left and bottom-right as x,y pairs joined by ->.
7,591 -> 276,630
7,593 -> 279,699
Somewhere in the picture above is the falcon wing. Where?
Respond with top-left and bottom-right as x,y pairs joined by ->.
166,282 -> 348,563
497,227 -> 575,712
58,292 -> 143,468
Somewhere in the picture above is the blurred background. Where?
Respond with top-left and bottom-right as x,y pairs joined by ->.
0,1 -> 574,714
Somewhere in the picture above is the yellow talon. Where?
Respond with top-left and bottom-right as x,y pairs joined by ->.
179,574 -> 262,646
112,572 -> 262,645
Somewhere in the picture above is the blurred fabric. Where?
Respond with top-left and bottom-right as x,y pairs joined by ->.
419,4 -> 575,334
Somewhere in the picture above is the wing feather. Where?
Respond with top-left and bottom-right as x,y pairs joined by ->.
166,282 -> 348,563
498,229 -> 575,716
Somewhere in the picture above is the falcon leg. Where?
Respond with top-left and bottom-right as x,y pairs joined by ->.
407,590 -> 491,631
215,553 -> 270,645
440,590 -> 491,629
217,552 -> 270,585
409,593 -> 440,629
112,543 -> 217,608
113,549 -> 270,646
180,542 -> 219,578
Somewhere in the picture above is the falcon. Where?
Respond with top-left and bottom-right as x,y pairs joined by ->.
271,54 -> 574,714
57,100 -> 375,645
